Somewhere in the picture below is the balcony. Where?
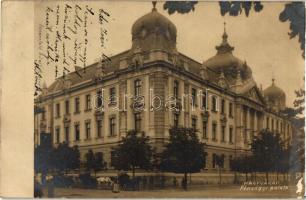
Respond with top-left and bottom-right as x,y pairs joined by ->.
63,114 -> 71,123
63,114 -> 71,126
220,115 -> 227,125
201,110 -> 210,121
94,109 -> 104,120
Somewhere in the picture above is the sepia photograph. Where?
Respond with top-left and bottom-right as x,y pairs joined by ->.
32,1 -> 305,198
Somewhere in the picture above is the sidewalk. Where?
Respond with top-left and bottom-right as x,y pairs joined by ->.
42,185 -> 299,198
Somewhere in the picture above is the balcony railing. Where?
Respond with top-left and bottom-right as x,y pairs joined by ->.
94,109 -> 104,120
63,114 -> 71,123
201,110 -> 210,121
220,115 -> 227,125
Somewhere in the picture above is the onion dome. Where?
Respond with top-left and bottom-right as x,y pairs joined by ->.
263,78 -> 286,101
131,4 -> 177,52
263,78 -> 286,110
203,23 -> 252,82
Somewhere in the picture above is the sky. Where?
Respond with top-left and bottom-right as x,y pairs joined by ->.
35,1 -> 305,107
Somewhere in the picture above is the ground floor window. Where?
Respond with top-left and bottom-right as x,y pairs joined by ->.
65,126 -> 69,142
75,124 -> 80,141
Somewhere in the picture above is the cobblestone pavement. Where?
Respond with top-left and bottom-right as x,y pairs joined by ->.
43,185 -> 300,198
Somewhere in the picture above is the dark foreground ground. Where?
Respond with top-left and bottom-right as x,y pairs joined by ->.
42,185 -> 301,198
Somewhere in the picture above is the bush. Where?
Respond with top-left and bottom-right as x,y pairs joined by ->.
53,175 -> 74,188
79,173 -> 97,188
118,173 -> 130,187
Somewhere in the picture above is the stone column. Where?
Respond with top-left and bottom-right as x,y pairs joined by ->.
254,111 -> 258,136
234,103 -> 244,149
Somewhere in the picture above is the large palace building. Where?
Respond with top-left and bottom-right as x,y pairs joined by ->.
34,7 -> 292,172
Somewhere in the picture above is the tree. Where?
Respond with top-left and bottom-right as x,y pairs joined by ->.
215,154 -> 225,185
112,130 -> 153,179
68,145 -> 81,172
85,150 -> 95,172
251,130 -> 285,184
230,155 -> 255,182
281,80 -> 305,174
163,1 -> 305,58
34,144 -> 54,175
35,142 -> 80,184
85,150 -> 107,177
94,152 -> 107,174
160,127 -> 206,190
52,143 -> 80,174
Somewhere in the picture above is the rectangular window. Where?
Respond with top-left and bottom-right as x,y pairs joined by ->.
85,94 -> 91,110
75,97 -> 80,113
221,99 -> 225,114
192,117 -> 197,131
174,114 -> 179,127
203,121 -> 207,139
212,154 -> 216,168
202,91 -> 207,109
55,127 -> 60,143
191,88 -> 197,105
266,117 -> 269,129
174,80 -> 179,98
229,127 -> 233,143
221,126 -> 226,142
97,91 -> 103,108
56,103 -> 60,117
229,103 -> 233,117
109,87 -> 116,105
85,121 -> 91,139
65,127 -> 69,142
272,119 -> 274,131
135,113 -> 141,132
212,96 -> 218,112
97,120 -> 103,138
42,109 -> 45,120
110,151 -> 116,167
134,80 -> 142,96
75,124 -> 80,141
280,122 -> 283,133
212,123 -> 217,141
65,100 -> 70,114
110,117 -> 116,136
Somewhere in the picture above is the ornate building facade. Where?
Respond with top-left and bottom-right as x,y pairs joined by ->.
34,7 -> 292,172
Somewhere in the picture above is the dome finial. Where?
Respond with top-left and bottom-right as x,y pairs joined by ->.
222,20 -> 228,43
152,1 -> 157,11
215,20 -> 233,54
272,71 -> 275,85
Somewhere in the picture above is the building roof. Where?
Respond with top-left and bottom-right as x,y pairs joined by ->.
131,7 -> 177,41
263,78 -> 286,100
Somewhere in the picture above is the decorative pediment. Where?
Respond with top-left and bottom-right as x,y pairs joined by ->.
244,86 -> 265,105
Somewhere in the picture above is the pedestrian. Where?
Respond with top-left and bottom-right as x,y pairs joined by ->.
46,175 -> 54,197
34,178 -> 43,198
112,179 -> 120,193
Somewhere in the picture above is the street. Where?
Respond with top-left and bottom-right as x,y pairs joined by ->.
43,185 -> 300,198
